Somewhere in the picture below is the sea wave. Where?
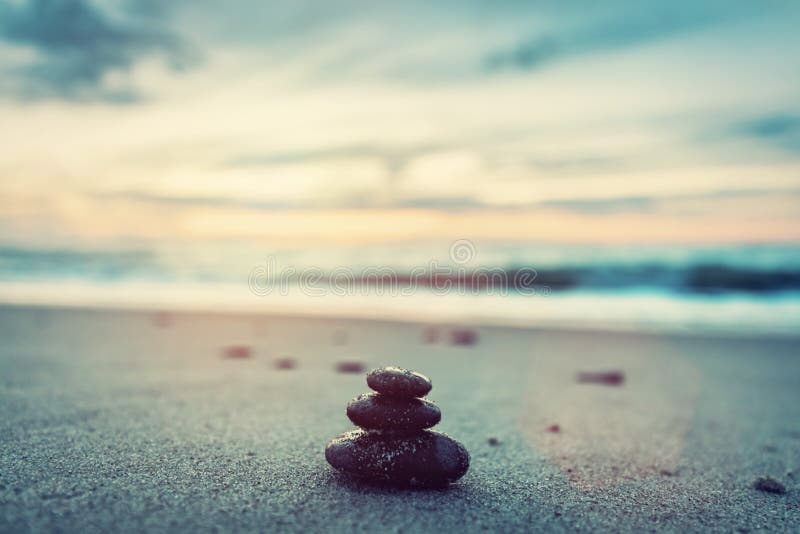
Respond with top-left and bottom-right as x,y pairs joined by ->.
1,244 -> 799,294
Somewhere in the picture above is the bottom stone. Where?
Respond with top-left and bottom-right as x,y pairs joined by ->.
325,429 -> 470,487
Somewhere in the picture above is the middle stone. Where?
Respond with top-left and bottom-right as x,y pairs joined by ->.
346,392 -> 441,431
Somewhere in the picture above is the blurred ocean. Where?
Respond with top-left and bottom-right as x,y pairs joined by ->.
0,242 -> 798,335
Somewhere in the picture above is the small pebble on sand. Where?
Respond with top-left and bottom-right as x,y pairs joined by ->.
336,361 -> 366,373
546,424 -> 561,433
487,437 -> 501,446
275,357 -> 296,369
223,345 -> 252,359
576,370 -> 625,386
450,328 -> 478,346
422,326 -> 440,343
752,477 -> 786,494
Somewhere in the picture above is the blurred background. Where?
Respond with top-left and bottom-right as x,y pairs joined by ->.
1,0 -> 799,333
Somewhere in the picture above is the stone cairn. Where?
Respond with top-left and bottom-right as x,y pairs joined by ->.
325,366 -> 469,487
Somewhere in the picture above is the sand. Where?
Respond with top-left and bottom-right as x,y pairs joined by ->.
1,304 -> 798,533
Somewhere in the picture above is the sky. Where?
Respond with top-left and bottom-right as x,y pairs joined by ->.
1,0 -> 800,247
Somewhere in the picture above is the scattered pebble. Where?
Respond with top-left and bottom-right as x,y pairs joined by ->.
576,370 -> 625,386
422,326 -> 440,344
450,328 -> 478,346
752,477 -> 786,494
487,437 -> 501,446
336,361 -> 365,374
546,424 -> 561,433
223,345 -> 252,359
366,367 -> 432,398
659,469 -> 676,477
275,357 -> 296,370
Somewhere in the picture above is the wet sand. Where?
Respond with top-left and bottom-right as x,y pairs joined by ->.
1,304 -> 798,532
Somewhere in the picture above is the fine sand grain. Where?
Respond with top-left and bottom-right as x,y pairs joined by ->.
1,304 -> 798,533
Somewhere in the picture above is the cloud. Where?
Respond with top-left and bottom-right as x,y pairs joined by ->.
540,188 -> 800,214
0,0 -> 196,101
92,186 -> 800,217
226,145 -> 391,167
92,190 -> 297,211
225,142 -> 445,183
540,196 -> 655,214
394,196 -> 485,211
738,114 -> 800,152
483,4 -> 737,73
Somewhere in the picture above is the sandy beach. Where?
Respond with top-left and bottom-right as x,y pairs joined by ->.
3,1 -> 800,531
1,303 -> 797,533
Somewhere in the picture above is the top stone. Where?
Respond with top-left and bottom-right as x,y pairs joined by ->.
366,367 -> 432,398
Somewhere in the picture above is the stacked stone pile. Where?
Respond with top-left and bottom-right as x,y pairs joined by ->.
325,367 -> 469,487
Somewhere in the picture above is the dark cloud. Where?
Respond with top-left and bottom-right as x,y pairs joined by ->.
226,145 -> 390,167
394,197 -> 485,211
745,115 -> 800,137
0,0 -> 196,102
99,189 -> 485,212
226,143 -> 443,168
484,4 -> 738,72
123,0 -> 176,18
540,196 -> 654,214
93,190 -> 300,211
96,187 -> 800,215
739,114 -> 800,152
540,188 -> 800,215
228,135 -> 629,175
225,142 -> 445,186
